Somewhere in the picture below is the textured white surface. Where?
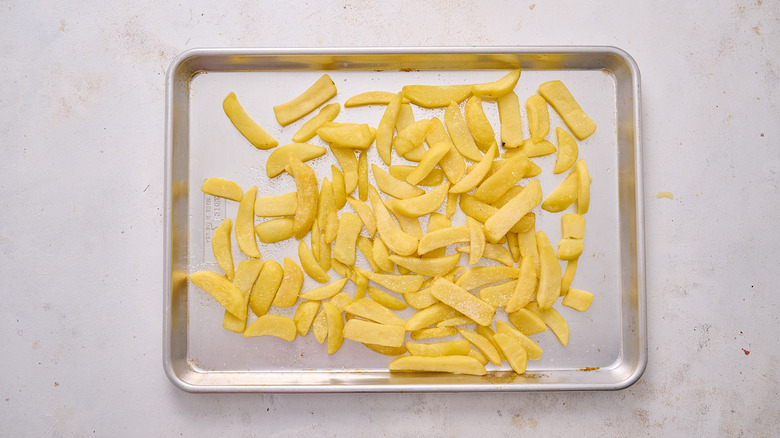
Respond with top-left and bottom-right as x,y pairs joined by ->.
1,0 -> 778,436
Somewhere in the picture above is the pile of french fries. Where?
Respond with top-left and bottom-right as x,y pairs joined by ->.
190,69 -> 596,376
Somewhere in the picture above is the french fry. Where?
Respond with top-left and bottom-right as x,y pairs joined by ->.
323,302 -> 344,355
553,127 -> 578,174
389,253 -> 462,277
444,101 -> 484,162
404,302 -> 461,331
429,277 -> 495,326
388,355 -> 486,375
346,197 -> 377,238
254,217 -> 294,243
364,343 -> 408,356
457,243 -> 513,266
393,119 -> 431,158
222,259 -> 265,332
473,155 -> 532,204
201,177 -> 243,201
345,91 -> 409,107
475,325 -> 507,362
402,84 -> 472,108
345,297 -> 405,326
333,213 -> 362,265
331,292 -> 354,312
561,213 -> 586,239
273,74 -> 337,126
368,186 -> 419,256
298,240 -> 330,283
436,315 -> 475,327
354,272 -> 369,300
330,146 -> 358,194
561,288 -> 593,312
558,238 -> 584,260
396,102 -> 416,131
272,257 -> 303,308
406,142 -> 450,185
507,308 -> 547,335
317,123 -> 374,149
367,287 -> 407,311
422,213 -> 451,259
449,143 -> 497,194
376,92 -> 403,165
538,80 -> 596,140
445,193 -> 458,218
266,143 -> 327,178
493,333 -> 528,374
406,340 -> 470,357
372,164 -> 425,199
222,92 -> 278,149
507,232 -> 521,263
331,259 -> 357,283
293,300 -> 320,336
358,150 -> 368,201
385,182 -> 450,218
254,192 -> 297,217
517,138 -> 556,157
243,315 -> 297,341
249,260 -> 284,317
390,165 -> 444,187
472,69 -> 521,98
491,185 -> 524,209
576,159 -> 590,214
517,227 -> 540,277
455,266 -> 520,291
343,319 -> 405,347
478,280 -> 516,307
526,302 -> 569,346
318,233 -> 332,271
497,91 -> 523,148
411,327 -> 457,340
391,209 -> 423,239
318,178 -> 339,244
292,103 -> 341,143
331,165 -> 347,209
526,94 -> 550,142
495,321 -> 543,360
464,96 -> 497,152
468,348 -> 489,365
426,117 -> 465,183
458,328 -> 501,366
542,171 -> 578,213
402,288 -> 439,310
300,278 -> 349,301
505,257 -> 537,313
417,225 -> 469,255
355,236 -> 380,272
465,217 -> 486,265
212,218 -> 234,280
535,231 -> 562,310
484,179 -> 543,243
356,268 -> 424,294
560,260 -> 577,295
371,237 -> 395,272
286,157 -> 319,239
236,187 -> 260,258
189,270 -> 246,319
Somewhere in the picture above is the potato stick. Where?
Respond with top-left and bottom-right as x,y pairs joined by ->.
507,308 -> 547,335
243,315 -> 297,341
411,327 -> 457,340
288,157 -> 319,239
298,240 -> 330,283
457,243 -> 513,266
526,302 -> 569,346
541,172 -> 578,213
346,197 -> 377,237
358,150 -> 368,201
368,186 -> 419,256
318,178 -> 339,244
535,231 -> 562,310
356,268 -> 424,294
402,84 -> 472,108
389,355 -> 486,375
343,319 -> 405,347
323,302 -> 344,355
430,278 -> 495,326
478,280 -> 517,308
517,227 -> 540,276
436,315 -> 475,327
393,119 -> 431,157
465,217 -> 485,265
333,213 -> 362,265
518,138 -> 556,157
292,102 -> 341,143
255,192 -> 297,217
553,127 -> 578,174
317,123 -> 374,149
538,80 -> 596,140
404,302 -> 461,331
493,333 -> 527,374
273,74 -> 337,126
417,225 -> 469,255
331,259 -> 357,283
272,257 -> 303,308
403,288 -> 439,310
249,260 -> 283,317
458,328 -> 501,366
472,69 -> 521,98
421,213 -> 451,259
212,218 -> 234,280
497,91 -> 523,148
390,165 -> 444,187
396,102 -> 416,131
386,182 -> 450,218
576,159 -> 591,214
344,91 -> 406,107
222,260 -> 265,332
389,253 -> 462,277
201,177 -> 243,201
495,321 -> 543,360
560,260 -> 577,295
484,179 -> 542,243
455,266 -> 521,291
366,287 -> 407,311
468,348 -> 489,366
222,92 -> 278,149
558,238 -> 584,260
354,272 -> 369,300
507,231 -> 521,263
356,236 -> 380,272
449,143 -> 498,194
406,340 -> 470,357
526,94 -> 550,142
318,233 -> 332,271
266,143 -> 327,178
235,187 -> 260,258
376,92 -> 403,165
254,217 -> 294,243
491,185 -> 525,209
331,165 -> 347,209
300,278 -> 349,301
505,257 -> 537,313
372,237 -> 395,272
475,325 -> 507,361
444,101 -> 484,162
406,142 -> 450,185
372,164 -> 425,199
346,297 -> 406,326
561,288 -> 594,312
464,96 -> 497,152
189,271 -> 246,319
293,300 -> 320,336
473,155 -> 532,204
459,194 -> 532,234
330,146 -> 358,194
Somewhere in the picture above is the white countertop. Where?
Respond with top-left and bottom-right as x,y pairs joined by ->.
1,1 -> 778,435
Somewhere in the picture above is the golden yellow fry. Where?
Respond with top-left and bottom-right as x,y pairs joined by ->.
353,236 -> 378,272
390,165 -> 444,187
358,150 -> 368,201
342,198 -> 374,238
517,138 -> 556,157
311,219 -> 321,263
368,186 -> 419,256
435,315 -> 475,327
372,164 -> 425,199
404,302 -> 460,331
331,165 -> 347,209
403,288 -> 439,310
344,91 -> 409,107
317,123 -> 374,149
421,213 -> 451,259
507,308 -> 547,335
354,271 -> 369,300
507,232 -> 521,263
558,238 -> 584,261
389,253 -> 462,277
363,343 -> 408,356
376,92 -> 403,165
417,225 -> 469,255
444,101 -> 484,162
473,155 -> 532,204
201,177 -> 243,202
535,231 -> 562,310
287,157 -> 319,239
236,187 -> 260,258
468,348 -> 489,366
526,94 -> 550,142
293,300 -> 320,336
411,327 -> 457,340
345,297 -> 405,326
430,277 -> 495,326
248,260 -> 283,317
464,96 -> 497,152
273,257 -> 303,308
561,260 -> 578,295
243,315 -> 297,341
330,146 -> 358,194
457,243 -> 513,266
298,240 -> 330,283
402,84 -> 472,108
301,278 -> 349,302
505,257 -> 537,313
561,213 -> 586,239
472,69 -> 521,98
493,333 -> 528,374
385,182 -> 450,218
254,192 -> 297,217
455,266 -> 521,291
318,178 -> 339,244
466,217 -> 486,265
366,287 -> 407,311
426,117 -> 465,183
222,92 -> 278,149
406,340 -> 470,357
391,209 -> 423,239
212,218 -> 234,280
396,102 -> 416,131
266,143 -> 327,178
484,179 -> 543,243
254,217 -> 294,243
518,227 -> 540,277
576,159 -> 590,214
449,143 -> 497,194
343,319 -> 405,347
526,302 -> 569,346
406,142 -> 451,185
318,233 -> 331,271
497,91 -> 523,148
189,270 -> 246,319
311,309 -> 328,344
475,325 -> 506,361
388,355 -> 486,375
331,292 -> 355,312
333,213 -> 362,265
491,184 -> 525,208
562,288 -> 593,312
495,321 -> 543,360
331,259 -> 357,283
553,127 -> 578,174
459,194 -> 533,234
393,119 -> 431,157
292,103 -> 341,143
222,260 -> 265,332
273,74 -> 337,126
322,302 -> 344,355
356,268 -> 424,294
372,237 -> 395,272
542,172 -> 577,213
458,328 -> 501,366
478,280 -> 516,308
538,80 -> 596,140
445,192 -> 458,218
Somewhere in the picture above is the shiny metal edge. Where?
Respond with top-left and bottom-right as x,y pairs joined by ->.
163,46 -> 645,393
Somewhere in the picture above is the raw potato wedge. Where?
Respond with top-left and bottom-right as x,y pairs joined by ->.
558,238 -> 584,260
561,260 -> 578,295
343,319 -> 405,347
236,187 -> 260,258
426,117 -> 465,183
189,271 -> 246,319
466,217 -> 485,265
319,178 -> 340,244
402,84 -> 473,108
561,288 -> 594,312
331,165 -> 347,209
330,146 -> 358,194
526,94 -> 550,142
333,213 -> 362,265
505,257 -> 538,313
411,327 -> 457,340
254,192 -> 297,217
472,154 -> 532,204
444,101 -> 483,162
417,225 -> 469,255
538,80 -> 596,140
396,102 -> 416,131
541,172 -> 578,213
201,177 -> 243,201
468,348 -> 489,365
508,308 -> 547,335
273,257 -> 303,308
406,142 -> 450,185
345,91 -> 408,107
212,218 -> 234,280
457,243 -> 513,266
292,102 -> 341,143
358,150 -> 368,201
403,288 -> 439,310
464,96 -> 497,152
273,74 -> 337,126
493,332 -> 528,374
254,217 -> 294,243
495,321 -> 543,361
478,280 -> 516,307
389,253 -> 462,277
312,309 -> 328,344
368,186 -> 419,256
317,123 -> 374,149
364,343 -> 408,356
553,127 -> 578,174
222,259 -> 265,332
576,159 -> 591,214
356,236 -> 380,272
287,157 -> 319,240
535,231 -> 562,310
406,340 -> 470,357
497,91 -> 524,149
298,240 -> 330,283
376,92 -> 403,165
222,92 -> 279,149
345,298 -> 406,326
385,182 -> 450,218
389,165 -> 444,187
266,143 -> 327,178
393,119 -> 431,158
323,302 -> 344,355
367,287 -> 407,311
476,325 -> 507,362
404,302 -> 461,331
372,237 -> 395,272
517,227 -> 540,275
389,355 -> 486,375
249,260 -> 283,317
484,179 -> 543,243
449,143 -> 498,194
455,266 -> 520,291
472,69 -> 521,98
356,268 -> 424,294
457,328 -> 502,366
422,213 -> 451,259
517,138 -> 557,158
346,197 -> 377,237
243,315 -> 297,341
429,277 -> 495,326
293,300 -> 320,336
372,164 -> 425,199
526,302 -> 569,346
561,213 -> 586,239
300,278 -> 349,300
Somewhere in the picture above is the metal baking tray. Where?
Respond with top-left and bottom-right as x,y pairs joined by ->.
164,47 -> 645,392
